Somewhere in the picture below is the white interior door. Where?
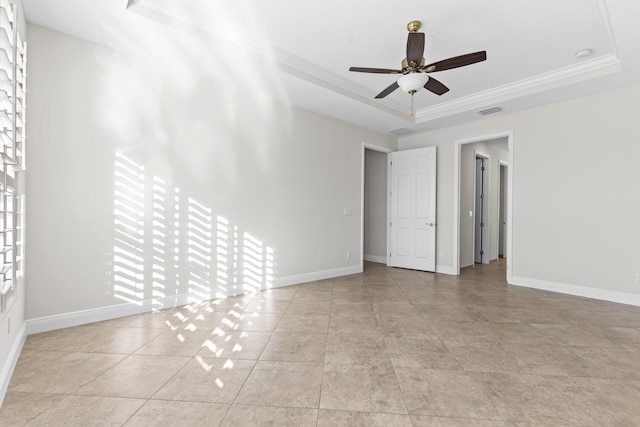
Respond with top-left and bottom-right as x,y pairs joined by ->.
388,146 -> 436,271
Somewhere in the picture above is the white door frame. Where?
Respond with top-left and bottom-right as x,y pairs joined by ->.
360,142 -> 394,272
453,131 -> 513,282
498,160 -> 509,258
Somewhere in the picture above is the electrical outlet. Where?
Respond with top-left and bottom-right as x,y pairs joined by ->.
346,251 -> 351,260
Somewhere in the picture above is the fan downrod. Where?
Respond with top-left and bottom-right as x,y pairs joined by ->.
407,20 -> 421,32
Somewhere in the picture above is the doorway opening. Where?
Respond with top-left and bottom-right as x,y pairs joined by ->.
453,132 -> 513,282
361,143 -> 393,270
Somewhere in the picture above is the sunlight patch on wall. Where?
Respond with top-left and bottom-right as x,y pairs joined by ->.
243,232 -> 274,292
113,152 -> 276,307
113,152 -> 145,305
187,197 -> 213,303
151,175 -> 171,309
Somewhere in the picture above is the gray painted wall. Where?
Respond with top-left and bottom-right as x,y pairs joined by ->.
363,149 -> 388,262
400,84 -> 640,297
23,24 -> 396,320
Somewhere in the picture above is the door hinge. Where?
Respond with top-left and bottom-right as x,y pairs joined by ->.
389,252 -> 392,257
481,166 -> 485,171
389,222 -> 392,227
480,222 -> 484,227
480,250 -> 484,255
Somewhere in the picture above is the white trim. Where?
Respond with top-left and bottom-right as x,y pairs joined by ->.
367,256 -> 455,275
414,54 -> 620,123
25,265 -> 362,335
506,135 -> 514,283
26,298 -> 171,335
453,131 -> 513,283
273,265 -> 362,287
364,254 -> 387,264
510,276 -> 640,307
129,0 -> 621,123
127,1 -> 408,119
361,144 -> 365,273
498,160 -> 509,259
386,153 -> 392,266
595,0 -> 620,57
362,142 -> 394,153
0,321 -> 26,407
435,265 -> 457,275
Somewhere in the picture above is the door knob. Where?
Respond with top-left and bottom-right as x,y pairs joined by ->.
426,223 -> 434,227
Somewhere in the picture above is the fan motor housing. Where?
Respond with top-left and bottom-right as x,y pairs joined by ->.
402,57 -> 426,73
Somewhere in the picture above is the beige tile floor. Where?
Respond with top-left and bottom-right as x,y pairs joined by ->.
3,259 -> 640,426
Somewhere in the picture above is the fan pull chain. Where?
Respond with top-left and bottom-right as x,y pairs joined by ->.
410,92 -> 415,117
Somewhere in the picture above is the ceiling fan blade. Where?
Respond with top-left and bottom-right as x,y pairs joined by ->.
406,32 -> 425,65
375,81 -> 400,99
349,67 -> 402,74
423,51 -> 487,72
424,77 -> 449,95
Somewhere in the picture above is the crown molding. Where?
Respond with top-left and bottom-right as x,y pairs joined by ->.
127,0 -> 623,126
126,0 -> 410,120
413,53 -> 621,123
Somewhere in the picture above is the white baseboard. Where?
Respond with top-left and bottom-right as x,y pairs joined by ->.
25,270 -> 640,338
363,254 -> 387,264
363,254 -> 456,276
26,265 -> 363,336
0,322 -> 26,408
273,265 -> 362,287
510,275 -> 640,307
436,265 -> 457,275
26,294 -> 191,335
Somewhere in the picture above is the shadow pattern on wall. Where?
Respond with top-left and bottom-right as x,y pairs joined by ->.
112,152 -> 275,309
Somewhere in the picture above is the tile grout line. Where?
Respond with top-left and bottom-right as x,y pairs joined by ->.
315,280 -> 336,425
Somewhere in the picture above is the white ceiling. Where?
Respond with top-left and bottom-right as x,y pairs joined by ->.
20,0 -> 640,134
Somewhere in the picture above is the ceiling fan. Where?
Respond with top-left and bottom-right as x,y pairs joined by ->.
349,20 -> 487,116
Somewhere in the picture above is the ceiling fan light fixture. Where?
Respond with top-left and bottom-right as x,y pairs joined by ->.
348,22 -> 486,112
397,73 -> 429,94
